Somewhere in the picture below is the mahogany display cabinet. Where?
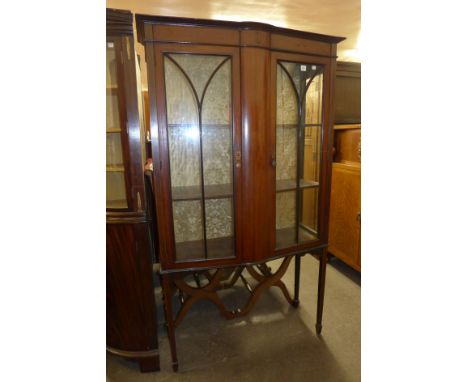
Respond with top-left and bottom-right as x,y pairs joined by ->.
106,9 -> 159,372
136,14 -> 344,371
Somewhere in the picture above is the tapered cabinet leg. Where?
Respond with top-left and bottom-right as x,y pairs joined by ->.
161,273 -> 179,371
293,254 -> 301,308
316,247 -> 328,334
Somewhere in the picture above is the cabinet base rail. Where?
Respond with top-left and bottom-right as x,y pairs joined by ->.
159,248 -> 328,372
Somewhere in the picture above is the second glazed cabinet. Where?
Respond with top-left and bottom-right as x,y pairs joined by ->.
137,16 -> 344,272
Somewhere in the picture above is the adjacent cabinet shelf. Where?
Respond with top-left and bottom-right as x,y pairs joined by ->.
106,165 -> 125,172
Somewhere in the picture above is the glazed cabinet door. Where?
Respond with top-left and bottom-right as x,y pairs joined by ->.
152,45 -> 241,270
271,53 -> 334,253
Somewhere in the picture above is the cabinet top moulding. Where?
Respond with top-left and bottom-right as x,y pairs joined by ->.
135,14 -> 345,55
107,8 -> 133,36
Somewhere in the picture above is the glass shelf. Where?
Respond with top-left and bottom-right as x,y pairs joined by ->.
175,236 -> 235,262
106,172 -> 128,209
106,199 -> 128,209
172,183 -> 233,201
276,179 -> 319,192
106,165 -> 125,172
167,123 -> 231,129
276,226 -> 317,249
276,123 -> 322,128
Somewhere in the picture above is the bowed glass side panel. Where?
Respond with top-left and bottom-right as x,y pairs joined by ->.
106,41 -> 128,209
275,61 -> 324,249
164,54 -> 235,262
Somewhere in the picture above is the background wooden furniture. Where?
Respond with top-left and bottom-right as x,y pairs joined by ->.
106,9 -> 159,372
328,61 -> 361,271
137,14 -> 344,371
328,148 -> 361,271
334,62 -> 361,124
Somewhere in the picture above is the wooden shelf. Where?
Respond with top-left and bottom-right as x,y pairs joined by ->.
106,165 -> 125,172
276,179 -> 319,192
276,226 -> 317,249
172,183 -> 233,201
106,128 -> 121,133
333,124 -> 361,130
175,236 -> 235,261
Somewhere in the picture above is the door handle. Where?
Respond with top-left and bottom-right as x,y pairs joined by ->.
235,150 -> 241,168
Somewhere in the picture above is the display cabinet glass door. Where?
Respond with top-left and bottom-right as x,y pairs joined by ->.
106,40 -> 129,209
163,53 -> 235,262
275,61 -> 324,249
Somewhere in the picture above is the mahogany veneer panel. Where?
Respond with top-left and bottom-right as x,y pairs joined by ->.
106,223 -> 158,351
271,34 -> 331,56
241,47 -> 275,262
153,24 -> 239,45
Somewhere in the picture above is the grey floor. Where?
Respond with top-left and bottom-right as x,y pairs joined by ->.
107,255 -> 361,381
